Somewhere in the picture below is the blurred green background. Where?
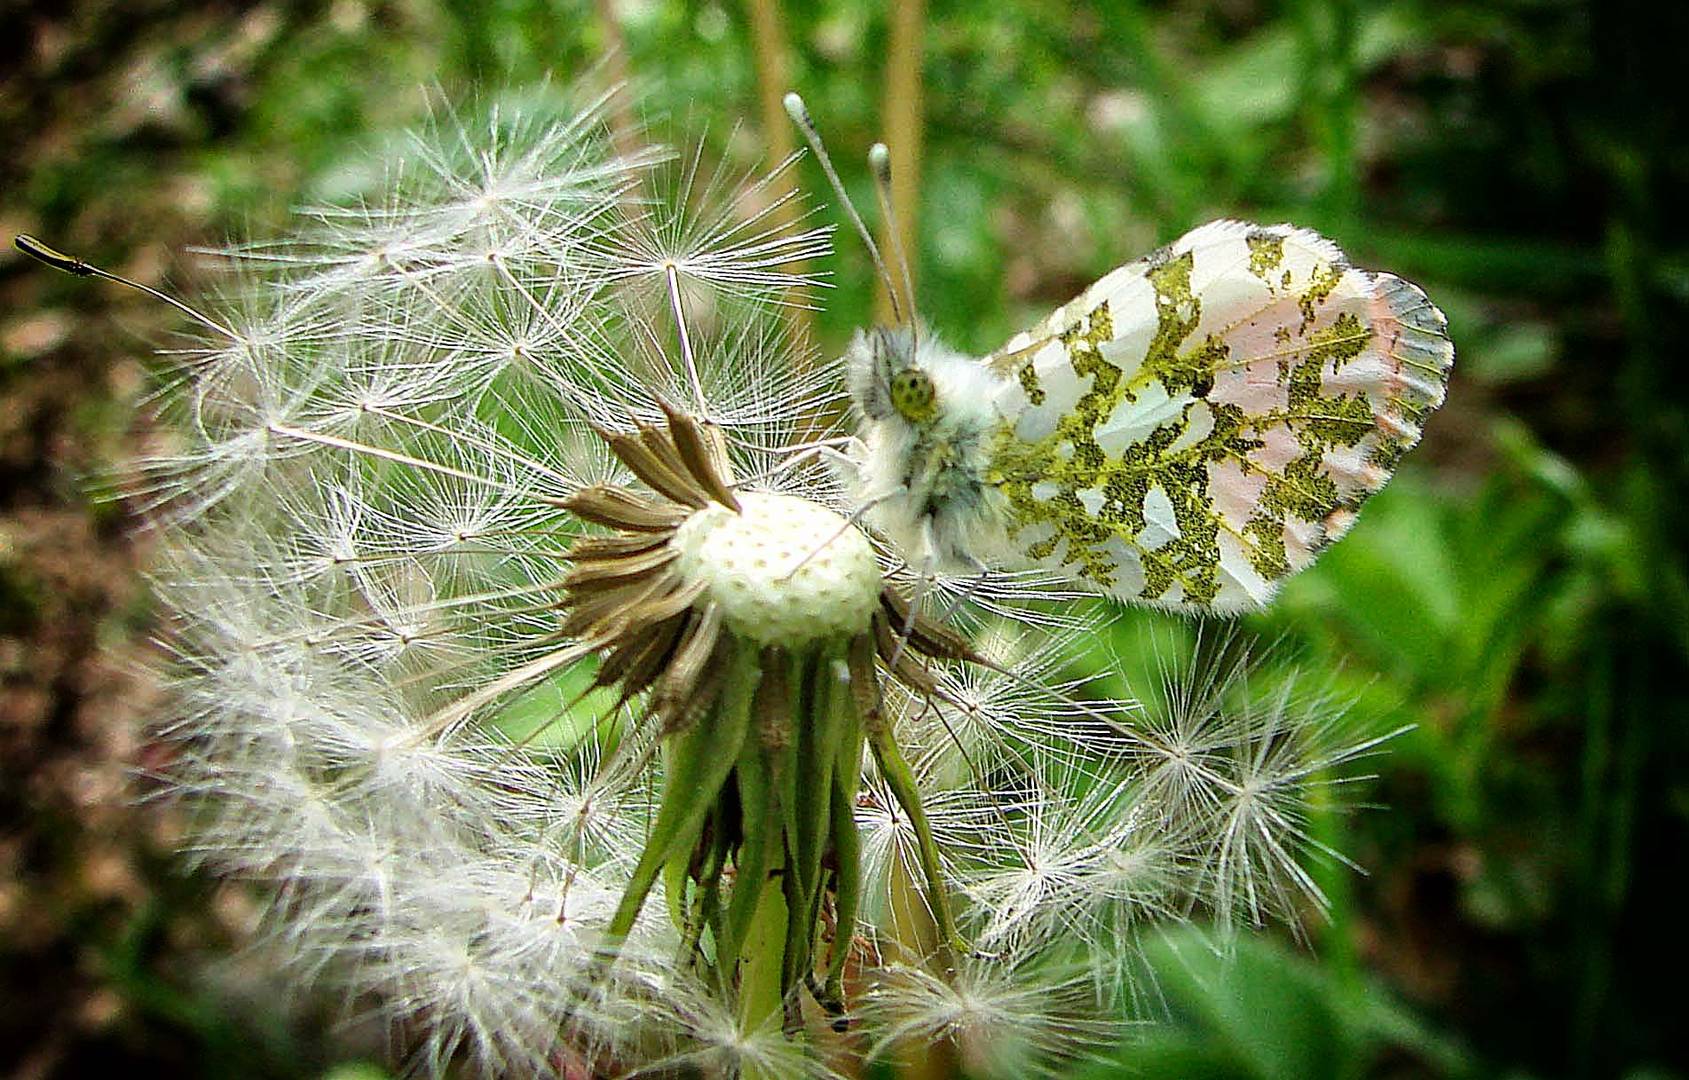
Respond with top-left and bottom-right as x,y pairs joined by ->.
2,1 -> 1685,1077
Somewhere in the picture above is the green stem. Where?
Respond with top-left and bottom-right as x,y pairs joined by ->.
868,716 -> 962,968
785,648 -> 853,1000
778,830 -> 806,1032
721,734 -> 775,971
774,656 -> 804,1012
738,840 -> 789,1079
677,810 -> 730,966
822,720 -> 866,1022
605,643 -> 758,942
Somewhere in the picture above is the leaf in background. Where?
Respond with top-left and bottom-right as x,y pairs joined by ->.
1080,927 -> 1470,1080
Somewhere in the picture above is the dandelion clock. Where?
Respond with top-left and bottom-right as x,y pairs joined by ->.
18,77 -> 1448,1078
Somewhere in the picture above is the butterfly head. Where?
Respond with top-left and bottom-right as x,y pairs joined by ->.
848,325 -> 937,426
889,367 -> 937,424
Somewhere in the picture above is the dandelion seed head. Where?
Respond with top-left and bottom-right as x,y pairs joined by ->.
74,78 -> 1405,1077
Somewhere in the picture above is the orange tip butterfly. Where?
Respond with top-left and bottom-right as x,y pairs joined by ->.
787,93 -> 1454,614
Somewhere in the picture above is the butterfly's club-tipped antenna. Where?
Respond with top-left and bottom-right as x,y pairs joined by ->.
15,234 -> 242,342
867,142 -> 917,345
782,93 -> 907,329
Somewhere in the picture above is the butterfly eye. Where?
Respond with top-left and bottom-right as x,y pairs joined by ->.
888,369 -> 938,424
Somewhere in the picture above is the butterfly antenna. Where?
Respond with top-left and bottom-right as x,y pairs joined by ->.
782,93 -> 907,327
14,234 -> 242,342
868,142 -> 918,343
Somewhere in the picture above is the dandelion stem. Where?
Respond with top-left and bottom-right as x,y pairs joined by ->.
722,723 -> 776,969
782,652 -> 840,1010
794,653 -> 855,982
738,836 -> 790,1077
676,808 -> 730,963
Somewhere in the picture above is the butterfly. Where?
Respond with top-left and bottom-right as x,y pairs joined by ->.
786,96 -> 1454,614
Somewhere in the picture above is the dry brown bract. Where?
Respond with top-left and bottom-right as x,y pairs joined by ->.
560,403 -> 993,736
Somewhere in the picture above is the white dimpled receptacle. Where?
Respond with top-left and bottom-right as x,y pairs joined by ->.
670,492 -> 881,647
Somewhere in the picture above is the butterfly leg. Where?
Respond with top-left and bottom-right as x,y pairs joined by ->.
728,435 -> 863,489
930,555 -> 992,630
882,520 -> 943,673
776,484 -> 907,582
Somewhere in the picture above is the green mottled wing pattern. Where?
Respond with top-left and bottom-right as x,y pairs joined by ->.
983,220 -> 1453,612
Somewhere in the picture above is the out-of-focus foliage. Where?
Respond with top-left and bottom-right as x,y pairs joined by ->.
2,1 -> 1684,1078
1076,927 -> 1469,1080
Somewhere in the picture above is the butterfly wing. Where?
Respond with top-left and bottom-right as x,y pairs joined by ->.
984,220 -> 1452,612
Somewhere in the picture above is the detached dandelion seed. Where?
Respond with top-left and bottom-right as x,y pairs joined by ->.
20,79 -> 1429,1078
